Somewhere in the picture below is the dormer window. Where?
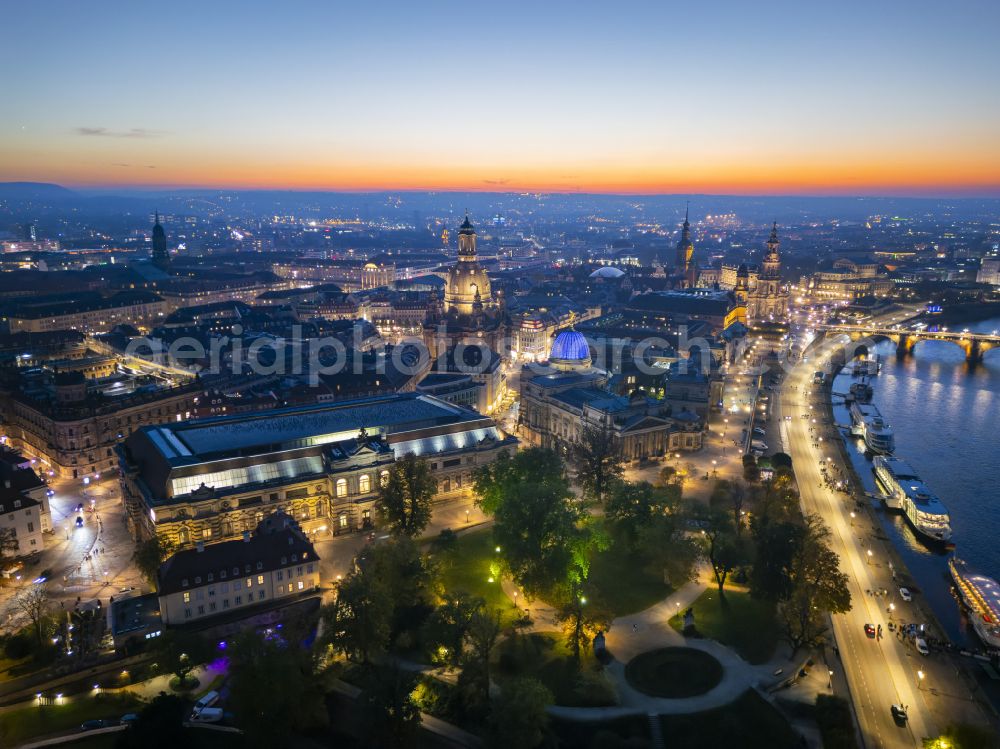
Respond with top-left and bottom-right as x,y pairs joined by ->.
256,561 -> 263,570
220,570 -> 227,579
182,578 -> 188,587
233,567 -> 239,576
207,573 -> 214,582
281,556 -> 287,565
194,576 -> 201,584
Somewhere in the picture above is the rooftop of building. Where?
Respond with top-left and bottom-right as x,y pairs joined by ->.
157,514 -> 318,595
109,592 -> 161,638
131,392 -> 490,466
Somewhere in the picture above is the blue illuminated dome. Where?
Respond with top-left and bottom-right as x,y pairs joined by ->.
589,266 -> 625,279
549,329 -> 591,371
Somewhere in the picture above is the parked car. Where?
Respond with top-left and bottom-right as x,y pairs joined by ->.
120,713 -> 140,725
864,623 -> 876,638
192,690 -> 220,713
189,707 -> 224,724
891,704 -> 908,723
899,587 -> 912,602
915,637 -> 929,655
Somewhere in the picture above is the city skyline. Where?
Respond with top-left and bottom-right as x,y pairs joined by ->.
3,0 -> 1000,197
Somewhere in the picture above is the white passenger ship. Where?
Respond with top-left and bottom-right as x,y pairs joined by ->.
873,456 -> 953,545
950,557 -> 1000,650
850,402 -> 895,454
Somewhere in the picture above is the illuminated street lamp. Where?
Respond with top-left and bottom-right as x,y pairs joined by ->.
917,670 -> 925,690
849,511 -> 855,526
867,549 -> 873,565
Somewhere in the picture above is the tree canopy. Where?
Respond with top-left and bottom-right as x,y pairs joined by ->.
569,423 -> 624,503
376,452 -> 436,537
474,448 -> 581,599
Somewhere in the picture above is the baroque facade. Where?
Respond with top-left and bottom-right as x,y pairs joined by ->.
746,223 -> 789,323
519,330 -> 704,462
118,392 -> 516,549
423,215 -> 510,359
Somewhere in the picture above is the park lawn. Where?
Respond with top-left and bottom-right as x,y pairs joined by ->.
493,631 -> 616,707
432,528 -> 519,628
0,692 -> 144,746
586,540 -> 672,617
658,689 -> 799,749
551,714 -> 649,747
669,588 -> 779,664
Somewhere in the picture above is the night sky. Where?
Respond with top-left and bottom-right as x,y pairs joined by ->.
3,0 -> 999,195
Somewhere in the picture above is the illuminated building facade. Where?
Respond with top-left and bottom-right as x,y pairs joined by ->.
118,392 -> 516,548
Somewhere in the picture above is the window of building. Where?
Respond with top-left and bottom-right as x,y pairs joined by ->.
257,575 -> 264,585
27,522 -> 34,533
197,605 -> 204,616
297,581 -> 304,590
207,573 -> 213,582
359,474 -> 370,493
258,590 -> 265,600
297,566 -> 303,576
336,478 -> 347,498
209,602 -> 216,612
276,570 -> 283,580
184,608 -> 192,619
246,578 -> 252,588
183,592 -> 190,603
339,514 -> 348,528
235,595 -> 242,605
307,563 -> 313,574
202,528 -> 212,539
380,470 -> 390,487
223,599 -> 229,609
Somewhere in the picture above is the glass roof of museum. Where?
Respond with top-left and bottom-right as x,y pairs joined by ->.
141,393 -> 481,463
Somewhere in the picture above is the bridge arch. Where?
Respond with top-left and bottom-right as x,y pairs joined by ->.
908,336 -> 974,361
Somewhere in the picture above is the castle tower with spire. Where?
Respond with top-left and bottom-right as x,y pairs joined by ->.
151,211 -> 170,271
674,204 -> 696,288
746,222 -> 788,322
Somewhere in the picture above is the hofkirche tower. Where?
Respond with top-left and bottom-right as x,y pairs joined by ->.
746,222 -> 789,322
424,214 -> 509,359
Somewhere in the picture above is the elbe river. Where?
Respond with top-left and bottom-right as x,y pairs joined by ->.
832,316 -> 1000,647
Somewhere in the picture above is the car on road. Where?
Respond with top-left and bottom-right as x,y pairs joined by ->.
75,503 -> 84,512
120,713 -> 139,725
915,637 -> 930,655
81,719 -> 113,731
899,587 -> 912,602
75,516 -> 84,527
891,704 -> 908,723
864,623 -> 876,638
